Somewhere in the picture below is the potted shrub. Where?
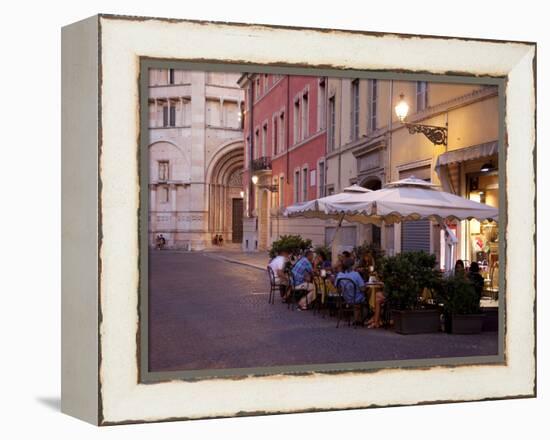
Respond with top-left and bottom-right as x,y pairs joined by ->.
268,234 -> 312,260
380,251 -> 442,334
437,275 -> 485,334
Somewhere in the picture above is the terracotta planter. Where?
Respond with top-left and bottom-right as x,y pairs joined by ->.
480,307 -> 498,332
450,313 -> 485,334
391,309 -> 441,334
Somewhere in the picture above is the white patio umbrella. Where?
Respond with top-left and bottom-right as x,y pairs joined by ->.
285,177 -> 498,268
284,184 -> 372,221
283,184 -> 373,263
324,177 -> 499,225
323,176 -> 498,271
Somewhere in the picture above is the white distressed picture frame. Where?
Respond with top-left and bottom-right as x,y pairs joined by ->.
61,15 -> 536,425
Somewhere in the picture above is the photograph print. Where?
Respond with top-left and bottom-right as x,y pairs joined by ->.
143,67 -> 502,379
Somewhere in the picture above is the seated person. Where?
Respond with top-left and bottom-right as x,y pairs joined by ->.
467,261 -> 484,301
292,251 -> 316,311
335,259 -> 365,304
366,288 -> 386,329
355,253 -> 375,280
335,259 -> 366,323
341,250 -> 352,261
268,249 -> 290,297
313,250 -> 331,272
454,259 -> 466,277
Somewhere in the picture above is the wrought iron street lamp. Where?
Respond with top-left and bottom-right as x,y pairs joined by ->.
395,93 -> 448,146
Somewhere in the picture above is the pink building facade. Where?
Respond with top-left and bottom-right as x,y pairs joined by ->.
239,73 -> 328,251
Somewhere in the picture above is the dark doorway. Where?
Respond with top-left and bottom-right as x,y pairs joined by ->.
361,178 -> 382,248
232,198 -> 244,243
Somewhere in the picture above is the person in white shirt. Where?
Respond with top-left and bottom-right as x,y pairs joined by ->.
268,250 -> 290,297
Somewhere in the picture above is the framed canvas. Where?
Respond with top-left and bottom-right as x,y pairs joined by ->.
61,14 -> 536,425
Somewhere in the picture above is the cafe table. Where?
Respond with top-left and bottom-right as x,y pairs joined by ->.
364,281 -> 384,310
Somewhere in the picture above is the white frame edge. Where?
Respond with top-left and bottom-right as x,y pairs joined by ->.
63,15 -> 536,425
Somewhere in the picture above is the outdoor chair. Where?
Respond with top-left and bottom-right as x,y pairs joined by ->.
312,276 -> 327,316
380,296 -> 393,329
335,277 -> 365,328
286,269 -> 309,311
267,266 -> 285,305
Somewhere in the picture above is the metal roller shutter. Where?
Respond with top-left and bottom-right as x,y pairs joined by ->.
401,220 -> 431,253
400,166 -> 431,253
325,226 -> 357,249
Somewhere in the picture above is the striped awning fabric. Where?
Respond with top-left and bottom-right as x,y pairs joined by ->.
435,141 -> 498,194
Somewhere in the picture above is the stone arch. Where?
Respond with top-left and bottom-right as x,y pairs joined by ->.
205,139 -> 244,184
206,139 -> 244,244
360,175 -> 383,190
148,139 -> 186,156
148,140 -> 189,182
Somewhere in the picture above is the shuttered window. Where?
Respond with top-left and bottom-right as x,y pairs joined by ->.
401,220 -> 431,253
400,166 -> 431,253
325,226 -> 357,248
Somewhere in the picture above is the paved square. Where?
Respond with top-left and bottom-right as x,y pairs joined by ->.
148,251 -> 498,372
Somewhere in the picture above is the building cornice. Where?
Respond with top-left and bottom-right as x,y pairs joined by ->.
407,85 -> 497,125
150,125 -> 191,130
248,75 -> 289,106
325,85 -> 498,161
352,135 -> 386,158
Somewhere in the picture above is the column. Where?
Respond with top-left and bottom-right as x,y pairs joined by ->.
394,223 -> 401,255
179,97 -> 184,126
154,99 -> 158,128
212,184 -> 216,232
237,99 -> 241,130
221,185 -> 227,234
220,97 -> 224,127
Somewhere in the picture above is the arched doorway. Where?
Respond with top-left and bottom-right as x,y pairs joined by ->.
207,142 -> 244,246
361,177 -> 382,248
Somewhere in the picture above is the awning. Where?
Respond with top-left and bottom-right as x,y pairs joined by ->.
435,141 -> 498,194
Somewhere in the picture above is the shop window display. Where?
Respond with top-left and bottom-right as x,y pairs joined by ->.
467,172 -> 499,297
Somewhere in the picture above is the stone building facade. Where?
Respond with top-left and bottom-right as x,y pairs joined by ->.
238,73 -> 327,251
148,69 -> 245,249
239,73 -> 499,273
324,77 -> 499,269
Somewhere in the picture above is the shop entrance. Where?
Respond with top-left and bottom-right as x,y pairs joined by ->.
466,170 -> 499,296
361,177 -> 382,248
231,198 -> 243,243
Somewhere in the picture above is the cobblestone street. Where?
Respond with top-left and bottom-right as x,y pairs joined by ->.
148,250 -> 498,372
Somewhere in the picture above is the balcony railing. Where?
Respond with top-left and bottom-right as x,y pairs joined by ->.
251,156 -> 272,172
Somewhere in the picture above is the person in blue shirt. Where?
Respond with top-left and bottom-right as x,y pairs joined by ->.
292,251 -> 316,310
335,259 -> 366,305
335,259 -> 367,324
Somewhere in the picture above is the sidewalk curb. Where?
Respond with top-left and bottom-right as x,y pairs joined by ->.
208,254 -> 267,271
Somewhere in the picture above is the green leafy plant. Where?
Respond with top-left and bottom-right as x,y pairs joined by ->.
314,244 -> 331,262
379,251 -> 441,310
353,241 -> 385,272
436,275 -> 481,315
268,234 -> 312,259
